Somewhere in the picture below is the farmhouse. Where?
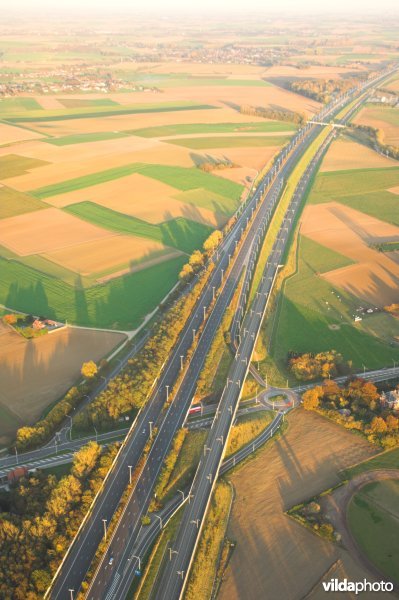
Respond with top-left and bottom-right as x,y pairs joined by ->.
380,389 -> 399,410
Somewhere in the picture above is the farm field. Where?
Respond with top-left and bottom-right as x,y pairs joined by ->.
0,254 -> 186,329
347,479 -> 399,583
301,202 -> 399,307
319,138 -> 398,172
354,105 -> 399,145
270,235 -> 399,372
0,322 -> 125,446
219,410 -> 377,600
267,137 -> 399,376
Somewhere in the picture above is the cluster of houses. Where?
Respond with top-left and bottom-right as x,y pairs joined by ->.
380,388 -> 399,411
31,318 -> 61,332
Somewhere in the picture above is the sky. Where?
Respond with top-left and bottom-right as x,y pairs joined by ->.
3,0 -> 399,12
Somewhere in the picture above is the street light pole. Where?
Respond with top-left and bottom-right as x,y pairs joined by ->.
102,519 -> 107,541
69,590 -> 74,600
149,421 -> 153,437
180,355 -> 184,371
154,514 -> 162,529
128,465 -> 133,485
166,385 -> 169,402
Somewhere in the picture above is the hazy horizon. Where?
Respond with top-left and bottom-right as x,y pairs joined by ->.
2,0 -> 399,15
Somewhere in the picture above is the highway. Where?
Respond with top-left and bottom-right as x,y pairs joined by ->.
46,65 -> 396,600
47,96 -> 310,600
153,67 -> 398,600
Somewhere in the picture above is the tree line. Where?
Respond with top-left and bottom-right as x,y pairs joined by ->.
288,78 -> 356,103
288,350 -> 348,381
239,104 -> 305,125
302,378 -> 399,449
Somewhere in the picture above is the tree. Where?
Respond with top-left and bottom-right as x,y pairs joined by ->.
302,386 -> 323,410
189,250 -> 204,270
81,360 -> 98,379
71,441 -> 101,479
386,414 -> 399,432
179,263 -> 194,282
203,230 -> 223,254
370,416 -> 388,435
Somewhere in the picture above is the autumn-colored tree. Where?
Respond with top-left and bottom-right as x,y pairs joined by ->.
386,414 -> 399,432
179,263 -> 194,281
370,416 -> 388,435
203,230 -> 223,254
71,441 -> 101,479
3,313 -> 17,325
346,379 -> 378,407
188,250 -> 204,270
302,386 -> 323,410
81,361 -> 98,379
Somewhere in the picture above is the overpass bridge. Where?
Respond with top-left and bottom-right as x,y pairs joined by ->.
308,120 -> 347,128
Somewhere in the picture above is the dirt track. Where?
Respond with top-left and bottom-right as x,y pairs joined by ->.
323,470 -> 399,585
219,409 -> 384,600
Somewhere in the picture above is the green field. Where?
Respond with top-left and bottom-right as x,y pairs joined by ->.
139,164 -> 243,198
0,254 -> 186,329
378,241 -> 399,251
0,186 -> 47,218
173,187 -> 239,216
167,135 -> 288,149
42,131 -> 131,146
270,236 -> 399,370
6,102 -> 218,123
308,166 -> 399,202
348,480 -> 399,582
64,202 -> 213,254
0,154 -> 49,179
58,98 -> 120,109
30,163 -> 243,201
131,121 -> 297,137
0,97 -> 42,112
341,448 -> 399,479
360,105 -> 399,127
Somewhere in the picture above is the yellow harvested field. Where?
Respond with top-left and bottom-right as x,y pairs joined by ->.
0,207 -> 112,255
1,139 -> 195,191
263,64 -> 359,79
46,172 -> 224,227
21,105 -> 262,138
301,202 -> 399,307
213,166 -> 258,186
0,122 -> 44,145
35,96 -> 64,109
320,139 -> 398,172
0,325 -> 125,444
164,84 -> 320,116
44,234 -> 177,276
220,410 -> 376,600
210,145 -> 279,172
